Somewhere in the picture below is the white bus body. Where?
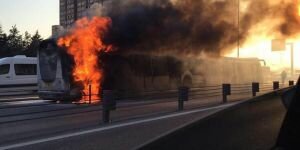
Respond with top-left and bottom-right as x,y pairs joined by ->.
0,56 -> 37,86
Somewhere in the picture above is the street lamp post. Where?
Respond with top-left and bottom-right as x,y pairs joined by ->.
237,0 -> 240,58
286,43 -> 294,77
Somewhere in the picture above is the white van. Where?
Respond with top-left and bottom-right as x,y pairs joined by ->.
0,56 -> 37,86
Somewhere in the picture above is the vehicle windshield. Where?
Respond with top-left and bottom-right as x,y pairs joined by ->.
39,42 -> 58,82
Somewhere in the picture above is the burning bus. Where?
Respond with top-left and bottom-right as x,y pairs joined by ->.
37,39 -> 270,102
37,39 -> 80,101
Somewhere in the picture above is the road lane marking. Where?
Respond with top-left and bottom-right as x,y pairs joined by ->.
0,102 -> 238,150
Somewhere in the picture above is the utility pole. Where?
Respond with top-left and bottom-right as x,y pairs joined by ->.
291,44 -> 294,77
237,0 -> 240,58
290,44 -> 294,77
286,43 -> 294,77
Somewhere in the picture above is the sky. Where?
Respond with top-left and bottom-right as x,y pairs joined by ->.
0,0 -> 59,38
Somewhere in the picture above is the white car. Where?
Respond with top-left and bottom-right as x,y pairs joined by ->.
0,55 -> 37,86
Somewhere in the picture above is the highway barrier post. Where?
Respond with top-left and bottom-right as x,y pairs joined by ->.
252,82 -> 260,97
222,84 -> 231,103
89,84 -> 92,104
273,81 -> 280,90
289,80 -> 294,86
178,87 -> 189,111
102,90 -> 116,123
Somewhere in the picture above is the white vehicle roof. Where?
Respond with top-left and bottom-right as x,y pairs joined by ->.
0,55 -> 37,65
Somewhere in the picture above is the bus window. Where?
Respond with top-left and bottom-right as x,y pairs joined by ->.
14,64 -> 37,75
0,64 -> 10,75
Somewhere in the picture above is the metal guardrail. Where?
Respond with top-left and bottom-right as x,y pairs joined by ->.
0,80 -> 295,125
98,81 -> 293,123
0,85 -> 37,96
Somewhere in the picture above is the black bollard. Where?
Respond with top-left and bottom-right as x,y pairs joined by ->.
89,84 -> 92,104
178,87 -> 189,111
222,84 -> 231,103
289,80 -> 294,86
273,81 -> 280,90
252,82 -> 260,97
102,90 -> 116,123
102,110 -> 110,124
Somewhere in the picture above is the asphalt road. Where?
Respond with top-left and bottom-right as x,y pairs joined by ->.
140,96 -> 286,150
0,86 -> 278,150
0,94 -> 231,145
5,103 -> 234,150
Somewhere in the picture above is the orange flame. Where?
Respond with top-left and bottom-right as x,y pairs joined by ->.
57,17 -> 112,103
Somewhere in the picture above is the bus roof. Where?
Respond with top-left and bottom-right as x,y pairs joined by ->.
0,56 -> 37,64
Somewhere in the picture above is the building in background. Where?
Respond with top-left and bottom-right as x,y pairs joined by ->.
59,0 -> 104,28
52,25 -> 64,37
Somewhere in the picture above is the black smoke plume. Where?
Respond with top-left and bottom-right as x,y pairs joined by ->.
97,0 -> 300,56
279,2 -> 300,37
